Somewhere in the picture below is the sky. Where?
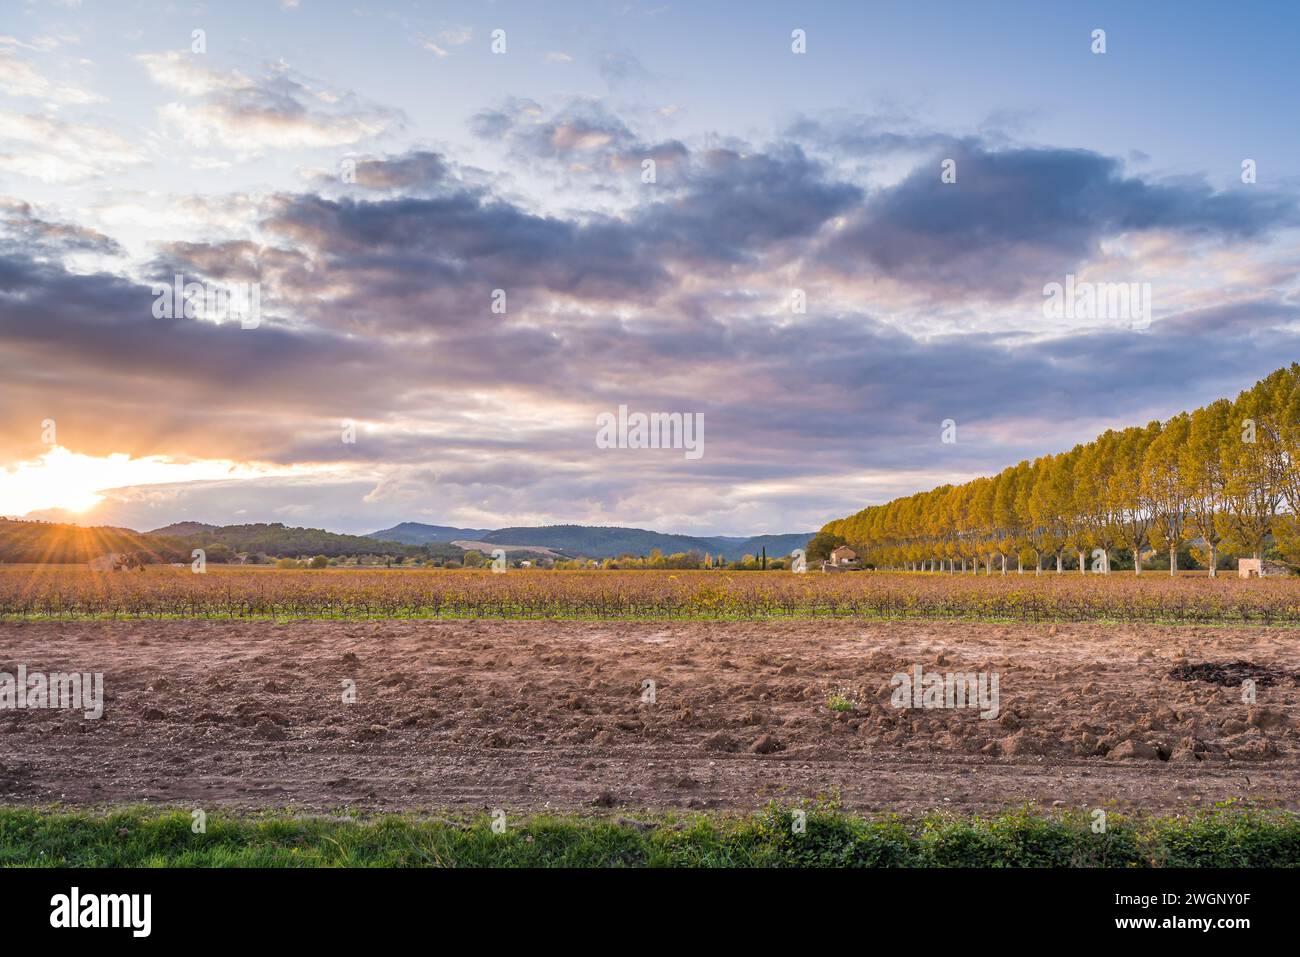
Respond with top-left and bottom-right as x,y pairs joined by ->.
1,0 -> 1299,535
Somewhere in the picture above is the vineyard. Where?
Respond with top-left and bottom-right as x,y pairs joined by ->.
4,565 -> 1300,623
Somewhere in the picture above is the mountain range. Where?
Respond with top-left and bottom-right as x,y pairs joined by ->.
0,518 -> 813,564
368,523 -> 814,561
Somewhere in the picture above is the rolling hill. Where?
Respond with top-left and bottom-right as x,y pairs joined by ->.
368,523 -> 490,545
0,519 -> 190,564
367,523 -> 814,561
147,522 -> 461,560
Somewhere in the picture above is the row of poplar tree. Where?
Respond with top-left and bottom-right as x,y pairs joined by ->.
822,364 -> 1300,575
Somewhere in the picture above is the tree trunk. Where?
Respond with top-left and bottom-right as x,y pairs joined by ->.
1134,546 -> 1142,575
1169,545 -> 1176,577
1055,553 -> 1062,574
1000,553 -> 1007,575
1034,554 -> 1041,575
1209,543 -> 1217,578
1078,550 -> 1086,574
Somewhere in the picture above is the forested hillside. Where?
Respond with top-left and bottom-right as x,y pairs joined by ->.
0,519 -> 189,564
149,522 -> 460,560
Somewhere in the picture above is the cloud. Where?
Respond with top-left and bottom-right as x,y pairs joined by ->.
0,198 -> 122,256
134,50 -> 251,97
136,51 -> 402,153
414,25 -> 473,58
636,143 -> 861,266
5,101 -> 1300,533
0,110 -> 147,182
0,47 -> 100,103
346,150 -> 450,190
821,143 -> 1300,298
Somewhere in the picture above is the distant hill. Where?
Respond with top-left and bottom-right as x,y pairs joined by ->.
713,533 -> 819,559
0,518 -> 189,564
1,517 -> 808,565
366,522 -> 815,561
149,521 -> 219,539
449,540 -> 567,560
147,522 -> 460,560
369,522 -> 490,545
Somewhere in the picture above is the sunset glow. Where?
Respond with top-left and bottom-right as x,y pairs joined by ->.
0,447 -> 307,519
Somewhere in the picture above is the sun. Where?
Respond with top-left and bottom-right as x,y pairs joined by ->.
0,447 -> 107,516
0,447 -> 330,520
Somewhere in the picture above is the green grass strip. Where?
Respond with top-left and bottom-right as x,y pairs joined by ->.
3,803 -> 1298,867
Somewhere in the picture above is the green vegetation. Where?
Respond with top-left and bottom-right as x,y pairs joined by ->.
807,530 -> 848,563
0,519 -> 463,565
0,519 -> 190,564
149,522 -> 460,563
2,804 -> 1298,867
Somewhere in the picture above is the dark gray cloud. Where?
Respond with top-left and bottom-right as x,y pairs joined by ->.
636,144 -> 861,265
0,199 -> 122,257
823,144 -> 1299,297
350,150 -> 450,190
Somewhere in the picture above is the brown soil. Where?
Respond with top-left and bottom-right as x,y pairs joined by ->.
2,619 -> 1298,815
